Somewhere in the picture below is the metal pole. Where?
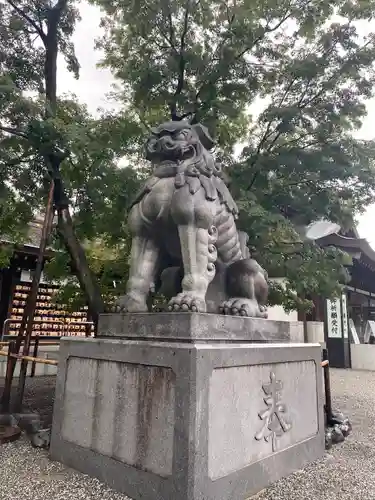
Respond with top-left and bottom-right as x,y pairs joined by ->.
0,319 -> 11,342
15,181 -> 55,412
322,348 -> 332,422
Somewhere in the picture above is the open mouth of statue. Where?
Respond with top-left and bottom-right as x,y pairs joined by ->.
159,145 -> 196,164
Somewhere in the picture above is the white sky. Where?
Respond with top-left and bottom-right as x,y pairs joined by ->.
57,0 -> 375,247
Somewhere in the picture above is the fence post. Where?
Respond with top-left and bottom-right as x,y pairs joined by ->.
31,336 -> 40,378
1,340 -> 17,413
322,348 -> 332,422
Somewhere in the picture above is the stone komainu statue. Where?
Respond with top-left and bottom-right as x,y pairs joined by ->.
117,120 -> 268,317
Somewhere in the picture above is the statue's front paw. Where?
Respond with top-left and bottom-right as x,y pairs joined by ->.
168,293 -> 206,312
219,298 -> 267,318
112,293 -> 148,313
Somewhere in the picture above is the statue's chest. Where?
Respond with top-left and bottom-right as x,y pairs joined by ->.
139,174 -> 228,225
140,177 -> 176,221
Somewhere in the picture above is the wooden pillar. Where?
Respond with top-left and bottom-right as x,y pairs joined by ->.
0,267 -> 13,336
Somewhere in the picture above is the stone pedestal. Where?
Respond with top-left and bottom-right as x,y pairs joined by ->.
50,313 -> 324,500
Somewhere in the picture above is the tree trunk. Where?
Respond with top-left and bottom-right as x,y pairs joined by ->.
45,13 -> 58,114
57,206 -> 105,325
2,0 -> 105,413
44,1 -> 105,320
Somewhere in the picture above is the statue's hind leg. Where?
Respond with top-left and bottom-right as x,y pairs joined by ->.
220,259 -> 268,318
215,212 -> 267,317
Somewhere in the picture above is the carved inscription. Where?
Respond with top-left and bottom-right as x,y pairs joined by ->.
255,371 -> 292,451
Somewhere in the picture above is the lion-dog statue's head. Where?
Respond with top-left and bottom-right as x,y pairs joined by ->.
145,120 -> 223,179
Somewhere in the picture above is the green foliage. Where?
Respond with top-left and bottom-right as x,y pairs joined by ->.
3,0 -> 375,313
0,0 -> 81,235
44,234 -> 132,310
89,0 -> 375,310
0,0 -> 143,309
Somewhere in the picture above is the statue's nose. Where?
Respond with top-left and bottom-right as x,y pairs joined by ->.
160,135 -> 175,149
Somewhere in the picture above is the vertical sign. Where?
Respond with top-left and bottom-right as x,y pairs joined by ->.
326,298 -> 342,338
341,293 -> 349,339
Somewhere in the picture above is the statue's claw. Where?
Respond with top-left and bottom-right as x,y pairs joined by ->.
219,298 -> 267,318
168,293 -> 206,313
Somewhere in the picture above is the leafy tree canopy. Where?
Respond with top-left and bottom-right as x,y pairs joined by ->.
0,0 -> 143,307
0,0 -> 81,238
2,0 -> 375,312
89,0 -> 375,310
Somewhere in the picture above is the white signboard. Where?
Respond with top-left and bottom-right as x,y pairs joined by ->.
364,321 -> 375,343
20,270 -> 66,286
341,293 -> 349,339
326,298 -> 342,338
349,319 -> 360,345
21,269 -> 48,284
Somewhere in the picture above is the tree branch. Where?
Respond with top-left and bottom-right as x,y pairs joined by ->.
220,0 -> 236,24
166,1 -> 176,48
222,0 -> 305,66
34,4 -> 47,33
244,61 -> 339,192
51,0 -> 69,16
147,2 -> 178,54
0,154 -> 37,168
5,0 -> 47,43
170,0 -> 191,119
245,96 -> 289,190
134,111 -> 152,132
213,5 -> 236,60
156,25 -> 179,54
193,0 -> 313,122
0,125 -> 28,140
280,135 -> 324,151
44,0 -> 69,115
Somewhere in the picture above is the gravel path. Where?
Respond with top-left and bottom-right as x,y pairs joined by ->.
0,369 -> 373,500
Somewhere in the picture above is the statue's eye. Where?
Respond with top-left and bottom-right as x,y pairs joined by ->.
175,131 -> 187,140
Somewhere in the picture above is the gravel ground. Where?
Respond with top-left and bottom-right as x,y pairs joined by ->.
0,369 -> 373,500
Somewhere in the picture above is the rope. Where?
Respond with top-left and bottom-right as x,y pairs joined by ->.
0,350 -> 58,366
0,341 -> 60,346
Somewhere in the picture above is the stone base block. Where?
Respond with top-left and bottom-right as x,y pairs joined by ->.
50,316 -> 324,500
97,312 -> 295,343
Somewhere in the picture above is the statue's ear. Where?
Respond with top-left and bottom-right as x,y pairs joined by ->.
192,123 -> 215,150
